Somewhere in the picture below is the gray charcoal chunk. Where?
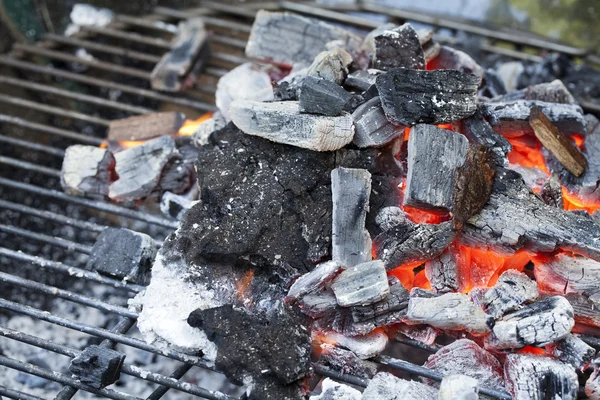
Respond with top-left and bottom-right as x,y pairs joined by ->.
547,334 -> 595,370
375,206 -> 410,232
191,113 -> 226,148
69,345 -> 125,389
350,276 -> 409,322
61,145 -> 115,197
317,345 -> 378,379
428,45 -> 483,78
306,48 -> 352,85
310,378 -> 362,400
438,374 -> 479,400
376,68 -> 480,126
373,23 -> 425,71
299,289 -> 338,319
540,174 -> 564,208
480,269 -> 539,318
345,69 -> 383,91
160,190 -> 196,220
86,228 -> 157,284
425,249 -> 460,294
352,96 -> 404,148
299,77 -> 353,116
494,79 -> 575,104
331,260 -> 389,307
362,372 -> 438,400
533,253 -> 600,294
287,260 -> 342,300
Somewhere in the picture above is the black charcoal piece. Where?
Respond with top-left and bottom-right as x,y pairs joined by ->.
331,167 -> 372,267
160,191 -> 196,220
352,96 -> 404,148
156,155 -> 195,196
245,10 -> 361,67
376,68 -> 480,126
540,175 -> 564,208
428,45 -> 483,78
504,354 -> 578,400
299,289 -> 338,318
533,253 -> 600,294
480,270 -> 538,318
317,344 -> 378,379
86,228 -> 156,284
424,248 -> 460,293
438,375 -> 479,400
299,77 -> 353,116
229,100 -> 354,151
405,124 -> 468,211
373,23 -> 425,71
69,345 -> 125,389
287,260 -> 341,300
306,48 -> 352,85
331,260 -> 389,307
107,112 -> 186,142
479,68 -> 507,99
375,206 -> 409,232
344,69 -> 382,92
61,145 -> 115,198
417,29 -> 440,63
494,79 -> 575,104
547,334 -> 595,370
350,276 -> 409,322
361,23 -> 396,58
362,372 -> 438,400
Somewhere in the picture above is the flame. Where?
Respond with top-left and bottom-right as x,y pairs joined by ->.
506,137 -> 549,173
562,187 -> 600,214
119,140 -> 147,149
572,134 -> 585,149
388,267 -> 415,290
413,269 -> 431,289
178,113 -> 213,136
518,346 -> 546,355
402,205 -> 450,224
236,270 -> 254,302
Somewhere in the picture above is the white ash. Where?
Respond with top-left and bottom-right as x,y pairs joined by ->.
362,372 -> 438,400
316,330 -> 388,359
309,378 -> 362,400
507,163 -> 549,192
64,4 -> 114,36
438,374 -> 479,400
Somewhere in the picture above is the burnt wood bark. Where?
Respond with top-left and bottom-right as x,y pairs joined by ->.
480,269 -> 539,318
299,76 -> 353,116
352,97 -> 404,148
306,48 -> 352,85
107,112 -> 186,142
546,334 -> 595,370
372,23 -> 425,71
331,260 -> 389,306
534,253 -> 600,294
428,45 -> 483,78
69,345 -> 125,389
362,372 -> 438,400
61,145 -> 115,198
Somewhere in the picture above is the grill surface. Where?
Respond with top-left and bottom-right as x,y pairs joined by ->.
0,2 -> 597,399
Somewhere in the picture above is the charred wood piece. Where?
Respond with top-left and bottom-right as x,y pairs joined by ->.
299,289 -> 338,318
156,156 -> 195,196
229,100 -> 354,151
86,228 -> 157,285
425,248 -> 460,294
191,112 -> 226,148
310,378 -> 361,400
480,269 -> 539,318
479,68 -> 508,99
417,29 -> 440,63
69,345 -> 125,389
362,372 -> 438,400
495,79 -> 575,104
534,253 -> 600,294
61,145 -> 115,198
317,330 -> 388,359
299,77 -> 353,116
350,276 -> 409,322
428,45 -> 483,78
540,175 -> 564,208
151,18 -> 208,92
331,260 -> 389,307
376,68 -> 480,126
438,374 -> 479,400
306,48 -> 352,85
564,292 -> 600,327
107,112 -> 186,142
317,344 -> 378,379
344,69 -> 382,92
546,334 -> 595,370
352,96 -> 404,148
405,124 -> 468,211
287,260 -> 341,301
504,354 -> 578,400
373,23 -> 425,71
375,206 -> 410,232
396,323 -> 438,345
331,167 -> 372,267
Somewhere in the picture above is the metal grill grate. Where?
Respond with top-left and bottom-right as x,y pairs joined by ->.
0,2 -> 597,399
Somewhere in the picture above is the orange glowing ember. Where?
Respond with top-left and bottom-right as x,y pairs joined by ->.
562,187 -> 600,214
388,267 -> 415,290
518,346 -> 546,355
236,270 -> 254,301
402,205 -> 450,224
178,112 -> 213,136
506,138 -> 549,173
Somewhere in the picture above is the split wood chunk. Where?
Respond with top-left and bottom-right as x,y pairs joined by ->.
350,276 -> 409,322
108,136 -> 178,202
504,354 -> 578,400
546,334 -> 595,370
298,289 -> 338,319
331,167 -> 372,267
529,105 -> 586,176
69,345 -> 125,389
540,174 -> 564,208
373,23 -> 425,71
245,10 -> 362,67
150,18 -> 208,92
438,375 -> 479,400
587,360 -> 600,400
486,296 -> 574,350
362,372 -> 438,400
352,96 -> 404,148
494,79 -> 575,104
306,48 -> 352,85
480,269 -> 539,318
345,69 -> 382,92
107,112 -> 186,142
425,247 -> 460,294
417,29 -> 441,63
317,344 -> 378,379
287,260 -> 342,301
405,124 -> 468,211
533,253 -> 600,294
376,68 -> 480,126
309,378 -> 362,400
299,76 -> 353,116
318,330 -> 388,359
406,292 -> 493,335
61,145 -> 115,197
428,45 -> 483,79
375,206 -> 410,232
229,100 -> 354,151
331,260 -> 389,307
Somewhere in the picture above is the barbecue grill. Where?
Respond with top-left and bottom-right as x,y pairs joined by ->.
0,2 -> 598,399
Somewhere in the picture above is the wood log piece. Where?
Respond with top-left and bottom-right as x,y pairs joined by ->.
315,330 -> 388,359
587,360 -> 600,400
298,289 -> 338,319
150,18 -> 208,92
352,96 -> 404,148
309,378 -> 362,400
287,260 -> 341,301
331,260 -> 389,307
424,246 -> 460,294
107,112 -> 186,142
376,68 -> 480,126
546,334 -> 595,370
373,23 -> 425,71
299,76 -> 353,116
533,253 -> 600,294
417,29 -> 441,63
344,69 -> 382,92
229,100 -> 354,151
317,344 -> 378,379
362,372 -> 438,400
428,45 -> 483,79
306,48 -> 352,85
331,167 -> 372,267
375,206 -> 410,232
350,276 -> 409,322
494,79 -> 575,104
69,345 -> 125,389
438,374 -> 479,400
480,269 -> 539,318
405,124 -> 468,211
61,145 -> 115,197
504,354 -> 578,400
540,174 -> 564,208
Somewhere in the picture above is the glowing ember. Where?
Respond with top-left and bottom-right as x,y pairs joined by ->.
506,138 -> 549,173
236,269 -> 255,303
178,112 -> 213,136
562,188 -> 600,214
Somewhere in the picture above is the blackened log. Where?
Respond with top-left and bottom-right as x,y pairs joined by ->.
438,375 -> 479,400
546,334 -> 595,370
331,260 -> 389,307
424,247 -> 460,294
317,344 -> 378,379
480,100 -> 586,138
405,124 -> 468,211
107,112 -> 186,142
417,29 -> 440,63
344,69 -> 382,91
306,48 -> 352,85
191,112 -> 226,148
481,269 -> 538,319
428,45 -> 483,78
494,79 -> 575,104
373,24 -> 425,71
287,260 -> 341,300
376,68 -> 480,126
373,220 -> 456,270
317,330 -> 388,359
299,76 -> 353,116
69,345 -> 125,389
331,167 -> 372,267
350,276 -> 409,322
310,378 -> 362,400
108,136 -> 178,202
375,206 -> 410,232
150,18 -> 208,92
486,296 -> 574,349
534,253 -> 600,294
362,372 -> 438,400
504,354 -> 578,400
229,100 -> 354,151
299,289 -> 338,318
245,11 -> 362,67
61,145 -> 115,198
352,96 -> 404,148
540,174 -> 564,208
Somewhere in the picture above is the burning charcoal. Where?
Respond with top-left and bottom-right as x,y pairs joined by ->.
425,248 -> 460,294
69,345 -> 125,389
496,79 -> 575,105
428,45 -> 483,79
361,23 -> 396,58
546,334 -> 595,370
107,112 -> 186,142
504,354 -> 578,400
344,69 -> 382,92
191,112 -> 226,148
61,145 -> 115,197
375,206 -> 409,232
480,100 -> 586,138
362,372 -> 438,400
229,100 -> 354,151
587,360 -> 600,400
373,23 -> 425,71
376,68 -> 480,126
317,344 -> 378,379
479,68 -> 508,99
299,77 -> 353,116
487,296 -> 574,350
352,97 -> 404,148
160,190 -> 196,220
406,292 -> 492,334
150,18 -> 208,92
438,374 -> 479,400
529,106 -> 586,176
310,378 -> 362,400
396,324 -> 438,345
245,11 -> 361,67
540,174 -> 564,208
533,253 -> 600,294
317,330 -> 388,359
299,289 -> 338,318
373,220 -> 456,270
351,276 -> 409,322
331,260 -> 389,307
405,124 -> 469,211
306,48 -> 352,85
417,29 -> 441,63
287,260 -> 341,300
108,136 -> 178,201
156,156 -> 195,197
451,110 -> 512,167
86,228 -> 157,284
424,339 -> 504,391
480,270 -> 539,318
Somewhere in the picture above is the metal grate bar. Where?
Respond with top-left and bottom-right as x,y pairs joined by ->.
0,223 -> 93,254
394,336 -> 441,353
81,26 -> 172,50
198,2 -> 258,19
312,364 -> 368,388
0,113 -> 103,145
0,133 -> 65,157
146,363 -> 193,400
0,155 -> 62,177
115,14 -> 178,33
0,385 -> 46,400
